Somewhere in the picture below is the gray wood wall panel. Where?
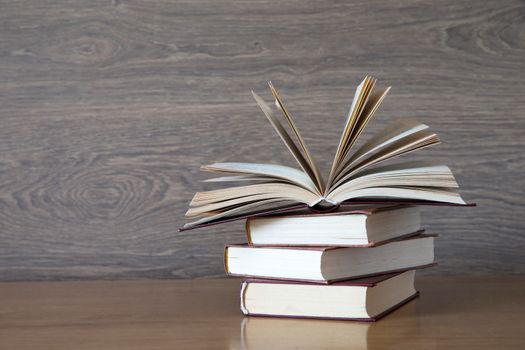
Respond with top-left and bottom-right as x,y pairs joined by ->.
0,0 -> 523,280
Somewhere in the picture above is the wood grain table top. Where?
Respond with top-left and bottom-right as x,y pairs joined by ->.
1,276 -> 524,349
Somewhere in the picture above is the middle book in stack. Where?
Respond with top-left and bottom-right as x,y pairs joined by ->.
225,206 -> 435,321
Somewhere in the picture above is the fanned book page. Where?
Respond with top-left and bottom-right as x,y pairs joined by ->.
181,76 -> 472,231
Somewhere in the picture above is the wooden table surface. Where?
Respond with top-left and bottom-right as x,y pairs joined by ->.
1,277 -> 524,349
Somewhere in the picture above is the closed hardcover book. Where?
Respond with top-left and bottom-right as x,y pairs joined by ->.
225,234 -> 435,283
241,270 -> 419,321
246,206 -> 421,247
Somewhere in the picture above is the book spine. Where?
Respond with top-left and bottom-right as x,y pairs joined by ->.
240,281 -> 249,315
245,219 -> 253,245
223,246 -> 230,274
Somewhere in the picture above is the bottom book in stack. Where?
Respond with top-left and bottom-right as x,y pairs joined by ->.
240,270 -> 418,321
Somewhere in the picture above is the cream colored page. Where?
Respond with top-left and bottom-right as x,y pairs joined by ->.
341,86 -> 391,161
333,119 -> 429,184
187,191 -> 319,217
183,199 -> 298,229
340,160 -> 437,178
190,183 -> 320,207
328,76 -> 370,181
202,162 -> 317,192
338,80 -> 382,163
252,92 -> 320,193
327,165 -> 459,199
327,186 -> 466,205
268,82 -> 325,191
330,130 -> 440,190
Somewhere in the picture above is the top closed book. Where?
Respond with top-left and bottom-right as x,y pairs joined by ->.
246,206 -> 420,247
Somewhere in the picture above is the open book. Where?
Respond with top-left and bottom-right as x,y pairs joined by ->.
182,76 -> 468,231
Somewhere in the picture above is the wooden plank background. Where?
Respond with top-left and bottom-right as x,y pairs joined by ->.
0,0 -> 523,281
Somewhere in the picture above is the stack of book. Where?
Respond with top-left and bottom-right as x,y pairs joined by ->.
225,206 -> 434,321
181,76 -> 471,321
